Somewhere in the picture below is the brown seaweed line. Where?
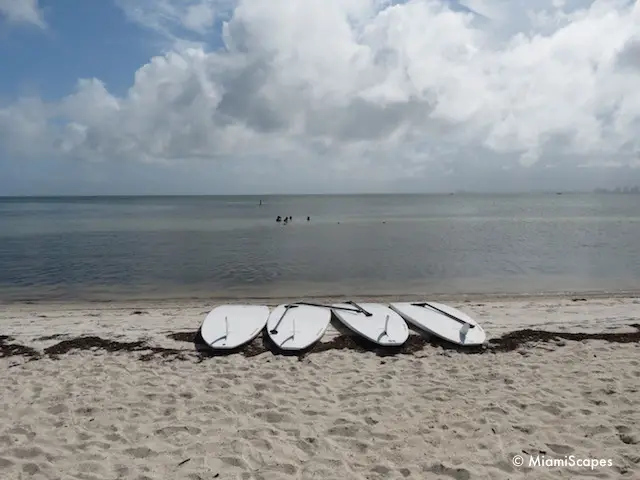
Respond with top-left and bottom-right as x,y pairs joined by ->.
0,335 -> 40,359
2,324 -> 639,362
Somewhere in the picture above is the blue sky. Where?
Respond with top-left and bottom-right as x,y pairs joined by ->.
0,0 -> 155,101
1,0 -> 639,195
2,0 -> 474,102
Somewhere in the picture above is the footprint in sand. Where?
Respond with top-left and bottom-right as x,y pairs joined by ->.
78,461 -> 105,474
424,463 -> 471,480
301,409 -> 322,417
255,411 -> 294,424
483,406 -> 509,415
295,438 -> 318,456
371,465 -> 391,475
364,416 -> 379,426
220,456 -> 250,469
47,404 -> 68,415
546,443 -> 574,455
11,446 -> 46,459
104,433 -> 126,443
513,424 -> 536,435
354,441 -> 369,453
540,404 -> 564,416
370,431 -> 399,441
22,463 -> 40,475
248,438 -> 273,452
398,467 -> 412,477
327,425 -> 360,438
154,426 -> 202,438
262,463 -> 298,476
124,447 -> 157,459
493,460 -> 515,474
618,432 -> 639,445
7,427 -> 36,441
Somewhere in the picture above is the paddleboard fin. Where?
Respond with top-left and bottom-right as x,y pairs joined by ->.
376,314 -> 392,342
209,316 -> 230,345
280,317 -> 296,346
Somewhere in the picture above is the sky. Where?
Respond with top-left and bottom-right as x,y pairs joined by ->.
1,0 -> 639,195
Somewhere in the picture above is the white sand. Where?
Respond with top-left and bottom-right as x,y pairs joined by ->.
1,295 -> 639,479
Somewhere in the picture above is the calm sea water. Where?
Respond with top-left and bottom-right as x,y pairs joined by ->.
1,194 -> 639,301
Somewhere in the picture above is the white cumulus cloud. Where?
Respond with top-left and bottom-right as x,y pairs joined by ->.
2,0 -> 640,192
0,0 -> 46,28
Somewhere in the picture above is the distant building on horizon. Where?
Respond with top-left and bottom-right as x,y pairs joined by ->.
594,186 -> 640,194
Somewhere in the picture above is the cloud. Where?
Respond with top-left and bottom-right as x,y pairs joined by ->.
2,0 -> 640,192
116,0 -> 235,44
0,0 -> 46,28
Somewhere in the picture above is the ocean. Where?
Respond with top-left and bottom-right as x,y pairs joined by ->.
1,194 -> 639,301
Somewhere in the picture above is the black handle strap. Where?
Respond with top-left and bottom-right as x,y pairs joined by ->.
269,304 -> 299,334
411,302 -> 475,328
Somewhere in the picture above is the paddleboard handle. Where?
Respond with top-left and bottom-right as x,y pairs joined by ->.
269,304 -> 299,335
345,301 -> 373,317
411,302 -> 475,328
294,301 -> 365,315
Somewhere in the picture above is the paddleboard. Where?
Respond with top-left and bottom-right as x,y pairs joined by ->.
266,304 -> 331,350
201,305 -> 269,349
389,302 -> 486,346
332,302 -> 409,346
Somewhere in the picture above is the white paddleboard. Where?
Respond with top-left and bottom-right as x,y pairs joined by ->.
389,302 -> 486,346
332,302 -> 409,346
201,305 -> 269,349
266,304 -> 331,350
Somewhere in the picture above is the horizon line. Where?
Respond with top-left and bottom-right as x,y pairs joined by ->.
0,190 -> 627,198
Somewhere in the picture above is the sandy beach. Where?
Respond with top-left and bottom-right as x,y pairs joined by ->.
1,294 -> 639,480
